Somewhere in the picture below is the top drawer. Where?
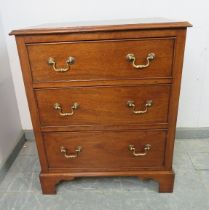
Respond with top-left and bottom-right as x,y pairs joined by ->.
27,38 -> 174,83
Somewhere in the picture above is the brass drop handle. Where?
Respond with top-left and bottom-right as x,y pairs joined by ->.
53,102 -> 79,116
127,100 -> 153,114
48,56 -> 75,72
129,144 -> 151,156
60,146 -> 82,159
126,53 -> 155,69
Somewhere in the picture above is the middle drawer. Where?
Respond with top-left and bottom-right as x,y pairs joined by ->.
35,85 -> 170,127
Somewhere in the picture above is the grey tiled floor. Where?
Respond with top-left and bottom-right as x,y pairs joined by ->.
1,139 -> 209,210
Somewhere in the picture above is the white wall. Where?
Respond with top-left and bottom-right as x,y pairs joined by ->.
0,0 -> 209,129
0,14 -> 22,169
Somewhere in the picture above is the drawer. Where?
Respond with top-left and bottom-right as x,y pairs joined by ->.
44,130 -> 166,170
35,85 -> 170,127
27,38 -> 174,82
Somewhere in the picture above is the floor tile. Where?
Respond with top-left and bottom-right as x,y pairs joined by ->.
36,191 -> 125,210
66,191 -> 122,210
120,177 -> 158,192
145,193 -> 171,210
9,155 -> 40,173
198,170 -> 209,192
0,192 -> 45,210
119,193 -> 149,210
174,140 -> 187,153
189,152 -> 209,170
0,172 -> 33,192
19,140 -> 38,156
58,177 -> 122,192
173,152 -> 193,170
167,188 -> 209,210
31,173 -> 42,193
58,177 -> 159,193
183,139 -> 209,153
37,191 -> 83,210
144,170 -> 209,210
173,168 -> 205,192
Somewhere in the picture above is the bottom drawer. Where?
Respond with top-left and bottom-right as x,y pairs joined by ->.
43,130 -> 166,171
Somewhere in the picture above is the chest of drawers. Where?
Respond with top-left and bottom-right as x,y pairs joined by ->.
10,18 -> 191,194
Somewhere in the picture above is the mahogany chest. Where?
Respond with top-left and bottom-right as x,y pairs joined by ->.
10,18 -> 191,194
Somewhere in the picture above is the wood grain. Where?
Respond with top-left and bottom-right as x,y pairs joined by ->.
35,85 -> 171,127
10,18 -> 191,35
15,37 -> 49,172
40,170 -> 174,194
43,130 -> 166,170
27,38 -> 174,82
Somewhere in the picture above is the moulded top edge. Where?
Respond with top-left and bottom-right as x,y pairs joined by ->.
9,18 -> 192,36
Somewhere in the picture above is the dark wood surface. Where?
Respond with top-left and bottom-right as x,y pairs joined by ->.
22,29 -> 181,44
44,130 -> 166,170
35,85 -> 170,126
12,18 -> 191,194
39,170 -> 174,194
10,18 -> 192,35
27,38 -> 174,82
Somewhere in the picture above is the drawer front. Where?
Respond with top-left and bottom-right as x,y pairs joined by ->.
27,38 -> 174,82
44,130 -> 166,170
36,85 -> 170,127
